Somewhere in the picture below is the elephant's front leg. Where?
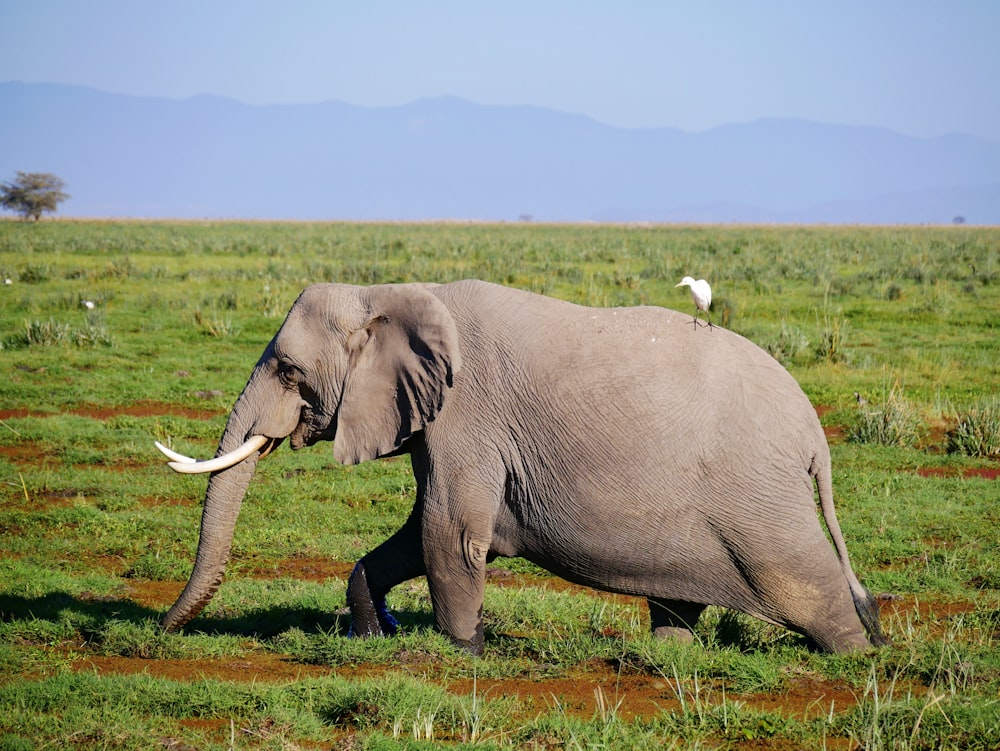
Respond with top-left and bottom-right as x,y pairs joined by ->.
347,515 -> 425,638
422,507 -> 493,655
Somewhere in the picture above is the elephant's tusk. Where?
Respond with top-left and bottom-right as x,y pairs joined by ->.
159,435 -> 270,474
154,441 -> 198,464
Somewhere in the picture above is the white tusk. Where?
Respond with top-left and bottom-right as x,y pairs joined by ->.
160,435 -> 269,475
154,441 -> 198,464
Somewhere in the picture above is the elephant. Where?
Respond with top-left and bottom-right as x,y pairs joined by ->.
155,279 -> 887,654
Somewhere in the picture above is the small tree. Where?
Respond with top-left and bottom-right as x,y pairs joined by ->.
0,172 -> 70,221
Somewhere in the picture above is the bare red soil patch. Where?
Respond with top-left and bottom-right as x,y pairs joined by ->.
878,596 -> 975,621
448,668 -> 675,721
70,401 -> 223,421
446,666 -> 859,723
876,594 -> 979,639
124,580 -> 187,609
0,443 -> 57,466
446,666 -> 865,736
822,424 -> 847,443
74,652 -> 334,684
0,409 -> 36,421
243,557 -> 356,582
0,401 -> 221,422
916,466 -> 1000,480
814,406 -> 848,445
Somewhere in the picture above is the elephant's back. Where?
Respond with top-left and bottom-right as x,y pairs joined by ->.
436,279 -> 825,465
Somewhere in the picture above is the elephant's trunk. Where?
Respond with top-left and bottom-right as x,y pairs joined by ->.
161,428 -> 261,632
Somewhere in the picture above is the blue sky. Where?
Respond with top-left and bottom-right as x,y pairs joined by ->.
2,0 -> 998,139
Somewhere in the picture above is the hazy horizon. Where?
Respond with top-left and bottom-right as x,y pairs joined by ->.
1,2 -> 998,140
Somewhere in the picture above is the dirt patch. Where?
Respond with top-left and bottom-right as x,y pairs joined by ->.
0,409 -> 37,421
0,401 -> 222,422
243,557 -> 356,582
743,676 -> 859,718
916,466 -> 1000,480
73,652 -> 334,684
814,406 -> 848,445
124,580 -> 187,609
447,669 -> 674,720
876,595 -> 978,639
70,401 -> 224,421
0,443 -> 58,466
822,424 -> 847,444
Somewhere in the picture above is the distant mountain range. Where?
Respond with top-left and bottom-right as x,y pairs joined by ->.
2,82 -> 998,224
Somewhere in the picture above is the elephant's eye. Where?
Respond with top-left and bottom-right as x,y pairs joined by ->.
277,361 -> 301,387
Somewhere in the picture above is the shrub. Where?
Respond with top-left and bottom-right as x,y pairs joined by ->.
884,282 -> 903,301
848,384 -> 924,448
947,399 -> 1000,458
18,264 -> 51,284
193,309 -> 241,338
15,318 -> 71,346
3,317 -> 112,348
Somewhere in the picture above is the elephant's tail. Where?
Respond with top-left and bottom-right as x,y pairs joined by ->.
815,457 -> 890,648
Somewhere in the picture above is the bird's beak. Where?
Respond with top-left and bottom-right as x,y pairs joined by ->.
674,282 -> 684,287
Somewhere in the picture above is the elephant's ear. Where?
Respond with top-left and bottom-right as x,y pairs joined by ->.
334,285 -> 462,465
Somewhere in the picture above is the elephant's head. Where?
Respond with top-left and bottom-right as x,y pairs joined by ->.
155,283 -> 462,631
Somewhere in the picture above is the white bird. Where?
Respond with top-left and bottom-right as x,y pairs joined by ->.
3,279 -> 11,285
675,276 -> 713,329
82,300 -> 95,310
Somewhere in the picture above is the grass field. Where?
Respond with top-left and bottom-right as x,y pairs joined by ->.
1,220 -> 999,750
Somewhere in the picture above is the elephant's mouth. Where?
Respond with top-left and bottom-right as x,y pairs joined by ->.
289,406 -> 337,450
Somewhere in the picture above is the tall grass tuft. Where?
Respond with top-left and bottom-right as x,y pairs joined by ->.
2,317 -> 111,348
20,318 -> 71,346
193,309 -> 241,338
849,382 -> 925,448
946,398 -> 1000,458
72,313 -> 113,347
815,304 -> 850,363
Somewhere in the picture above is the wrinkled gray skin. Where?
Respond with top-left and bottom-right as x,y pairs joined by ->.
161,280 -> 887,654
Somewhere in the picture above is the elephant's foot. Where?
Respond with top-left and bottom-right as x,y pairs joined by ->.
652,625 -> 697,644
810,626 -> 877,654
648,598 -> 706,644
449,620 -> 485,656
346,561 -> 399,638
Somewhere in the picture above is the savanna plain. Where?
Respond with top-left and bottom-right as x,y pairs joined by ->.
1,221 -> 999,750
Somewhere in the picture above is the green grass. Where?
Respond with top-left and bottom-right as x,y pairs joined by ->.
2,220 -> 1000,749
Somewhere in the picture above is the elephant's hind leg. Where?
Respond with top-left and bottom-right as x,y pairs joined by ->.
796,603 -> 873,653
648,598 -> 707,643
737,548 -> 873,653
